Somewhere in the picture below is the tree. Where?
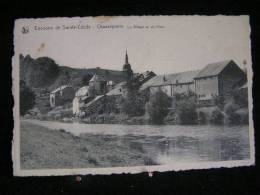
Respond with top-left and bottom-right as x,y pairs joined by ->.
176,96 -> 198,124
231,88 -> 248,108
120,88 -> 148,117
213,95 -> 225,110
20,80 -> 35,116
224,100 -> 241,125
147,89 -> 172,124
81,74 -> 92,86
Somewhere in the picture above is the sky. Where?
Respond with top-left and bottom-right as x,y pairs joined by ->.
15,16 -> 251,75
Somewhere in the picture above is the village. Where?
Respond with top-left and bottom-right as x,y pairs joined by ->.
23,52 -> 249,125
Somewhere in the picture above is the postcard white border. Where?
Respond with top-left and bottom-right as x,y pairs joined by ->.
12,16 -> 255,176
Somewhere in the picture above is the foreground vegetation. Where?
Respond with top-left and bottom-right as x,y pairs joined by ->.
20,121 -> 159,169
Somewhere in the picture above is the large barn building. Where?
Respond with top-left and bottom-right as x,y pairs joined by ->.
194,60 -> 247,102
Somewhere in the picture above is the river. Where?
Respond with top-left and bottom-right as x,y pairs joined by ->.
25,120 -> 250,165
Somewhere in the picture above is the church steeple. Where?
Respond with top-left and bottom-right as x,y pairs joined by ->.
123,50 -> 133,79
125,50 -> 129,65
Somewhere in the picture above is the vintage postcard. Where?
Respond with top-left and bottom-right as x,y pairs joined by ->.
12,16 -> 255,176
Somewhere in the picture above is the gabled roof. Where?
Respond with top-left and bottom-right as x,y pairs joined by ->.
50,85 -> 71,94
195,60 -> 233,79
75,86 -> 89,97
106,82 -> 126,96
83,95 -> 104,108
89,74 -> 107,82
89,72 -> 127,84
140,70 -> 199,90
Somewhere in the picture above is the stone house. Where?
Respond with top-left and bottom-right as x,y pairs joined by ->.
140,70 -> 200,97
72,86 -> 93,115
50,85 -> 75,108
194,60 -> 247,103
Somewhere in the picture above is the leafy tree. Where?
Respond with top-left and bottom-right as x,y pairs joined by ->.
147,89 -> 172,124
213,95 -> 225,110
120,88 -> 148,117
20,80 -> 35,116
176,96 -> 198,124
231,88 -> 248,108
224,100 -> 241,125
81,74 -> 92,86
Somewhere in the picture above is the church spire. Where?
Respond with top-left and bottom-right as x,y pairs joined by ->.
125,50 -> 129,64
123,50 -> 133,79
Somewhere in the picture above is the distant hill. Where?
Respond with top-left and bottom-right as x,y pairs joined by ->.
20,54 -> 126,92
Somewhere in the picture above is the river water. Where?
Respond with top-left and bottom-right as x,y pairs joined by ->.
26,120 -> 250,164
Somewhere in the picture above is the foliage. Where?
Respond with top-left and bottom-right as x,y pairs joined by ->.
20,80 -> 35,116
198,111 -> 207,124
224,100 -> 241,125
147,89 -> 172,124
210,108 -> 224,125
21,55 -> 60,88
103,96 -> 120,114
231,87 -> 248,108
176,96 -> 198,124
81,74 -> 92,86
213,95 -> 225,110
120,88 -> 148,117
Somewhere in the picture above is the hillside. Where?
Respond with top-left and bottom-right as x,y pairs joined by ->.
20,54 -> 126,92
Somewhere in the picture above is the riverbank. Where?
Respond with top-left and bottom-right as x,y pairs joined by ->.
20,119 -> 250,169
25,104 -> 249,126
20,121 -> 158,169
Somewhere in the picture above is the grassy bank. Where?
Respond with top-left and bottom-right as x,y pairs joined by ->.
20,121 -> 157,169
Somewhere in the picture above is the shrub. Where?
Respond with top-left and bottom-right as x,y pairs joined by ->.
164,110 -> 177,125
234,108 -> 249,124
210,108 -> 224,125
103,96 -> 120,114
147,89 -> 172,124
224,100 -> 240,125
232,87 -> 248,108
198,111 -> 207,124
176,97 -> 198,125
213,95 -> 225,110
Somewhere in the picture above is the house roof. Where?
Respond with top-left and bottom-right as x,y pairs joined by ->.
106,82 -> 126,96
140,70 -> 199,90
75,86 -> 89,97
195,60 -> 233,79
89,72 -> 127,84
50,85 -> 71,94
89,74 -> 107,82
83,95 -> 104,108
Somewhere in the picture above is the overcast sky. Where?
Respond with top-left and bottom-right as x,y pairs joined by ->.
15,16 -> 251,75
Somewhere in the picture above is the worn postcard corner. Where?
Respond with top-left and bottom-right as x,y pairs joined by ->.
12,15 -> 255,176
